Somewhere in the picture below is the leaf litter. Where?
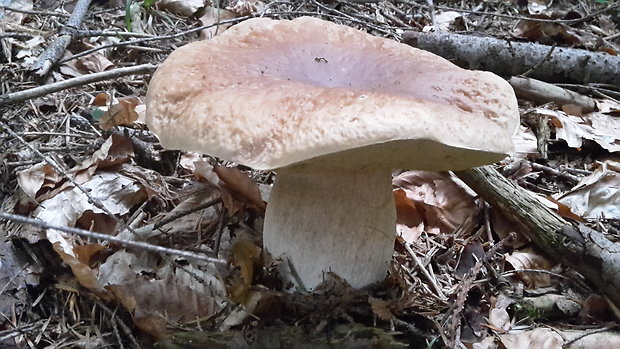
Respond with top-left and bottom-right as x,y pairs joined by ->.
1,0 -> 620,347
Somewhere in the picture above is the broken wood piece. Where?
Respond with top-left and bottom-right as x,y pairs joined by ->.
30,0 -> 93,77
455,166 -> 620,306
509,76 -> 597,113
402,31 -> 620,85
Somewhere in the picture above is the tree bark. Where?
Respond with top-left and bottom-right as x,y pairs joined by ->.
455,166 -> 620,306
402,31 -> 620,85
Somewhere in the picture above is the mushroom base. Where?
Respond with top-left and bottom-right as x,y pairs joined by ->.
263,166 -> 396,290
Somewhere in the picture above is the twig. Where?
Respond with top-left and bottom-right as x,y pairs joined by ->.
521,44 -> 556,77
426,0 -> 438,31
404,243 -> 447,299
529,161 -> 581,185
58,16 -> 253,64
31,0 -> 93,76
0,63 -> 157,106
0,211 -> 228,265
0,5 -> 70,17
154,196 -> 222,230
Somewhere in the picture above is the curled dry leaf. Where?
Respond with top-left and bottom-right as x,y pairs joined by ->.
75,53 -> 115,74
34,172 -> 147,256
16,162 -> 63,199
393,171 -> 477,244
537,108 -> 620,152
214,165 -> 266,214
504,247 -> 554,288
554,162 -> 620,219
98,97 -> 142,131
70,134 -> 134,185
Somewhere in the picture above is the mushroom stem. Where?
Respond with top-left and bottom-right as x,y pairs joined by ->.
263,165 -> 396,289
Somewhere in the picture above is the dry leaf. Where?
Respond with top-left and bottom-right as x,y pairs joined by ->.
537,108 -> 620,152
513,18 -> 581,46
158,0 -> 205,17
198,7 -> 237,39
16,162 -> 63,199
98,97 -> 141,131
392,171 -> 477,243
504,248 -> 554,288
34,172 -> 147,255
554,163 -> 620,219
368,297 -> 394,321
75,53 -> 115,74
214,165 -> 266,213
227,239 -> 261,303
108,277 -> 218,325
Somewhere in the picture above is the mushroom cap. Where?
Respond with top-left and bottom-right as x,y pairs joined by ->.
146,17 -> 519,171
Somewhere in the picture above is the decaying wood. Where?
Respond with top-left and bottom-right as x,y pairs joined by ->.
509,76 -> 597,113
455,166 -> 620,306
30,0 -> 93,77
402,31 -> 620,85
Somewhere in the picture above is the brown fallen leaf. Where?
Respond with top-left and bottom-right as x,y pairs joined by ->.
214,165 -> 266,214
227,239 -> 261,304
98,97 -> 141,131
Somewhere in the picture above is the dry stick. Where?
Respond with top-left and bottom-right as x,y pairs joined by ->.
59,16 -> 253,64
455,166 -> 620,306
509,76 -> 597,114
403,243 -> 446,299
0,63 -> 157,106
0,211 -> 228,265
0,5 -> 71,17
30,0 -> 93,76
402,31 -> 620,85
154,196 -> 222,230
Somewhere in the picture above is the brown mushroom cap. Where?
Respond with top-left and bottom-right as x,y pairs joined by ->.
146,16 -> 519,171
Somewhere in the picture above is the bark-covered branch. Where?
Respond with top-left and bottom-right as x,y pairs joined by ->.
455,166 -> 620,306
402,31 -> 620,85
30,0 -> 92,77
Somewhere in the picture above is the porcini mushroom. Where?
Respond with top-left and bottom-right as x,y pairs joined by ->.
146,17 -> 519,290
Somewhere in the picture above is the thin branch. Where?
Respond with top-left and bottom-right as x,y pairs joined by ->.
0,63 -> 157,106
58,16 -> 253,64
0,5 -> 70,17
0,211 -> 228,265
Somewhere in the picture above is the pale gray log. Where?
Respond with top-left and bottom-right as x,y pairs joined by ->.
403,31 -> 620,85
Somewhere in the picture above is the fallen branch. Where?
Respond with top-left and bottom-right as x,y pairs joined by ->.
455,166 -> 620,306
509,76 -> 597,113
0,211 -> 228,265
30,0 -> 93,76
0,63 -> 157,106
402,31 -> 620,85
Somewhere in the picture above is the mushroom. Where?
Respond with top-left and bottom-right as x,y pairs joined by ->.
146,17 -> 519,290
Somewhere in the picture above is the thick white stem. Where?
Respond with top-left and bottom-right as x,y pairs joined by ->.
263,166 -> 395,289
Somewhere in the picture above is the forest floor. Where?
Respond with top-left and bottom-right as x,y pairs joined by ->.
1,0 -> 619,348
